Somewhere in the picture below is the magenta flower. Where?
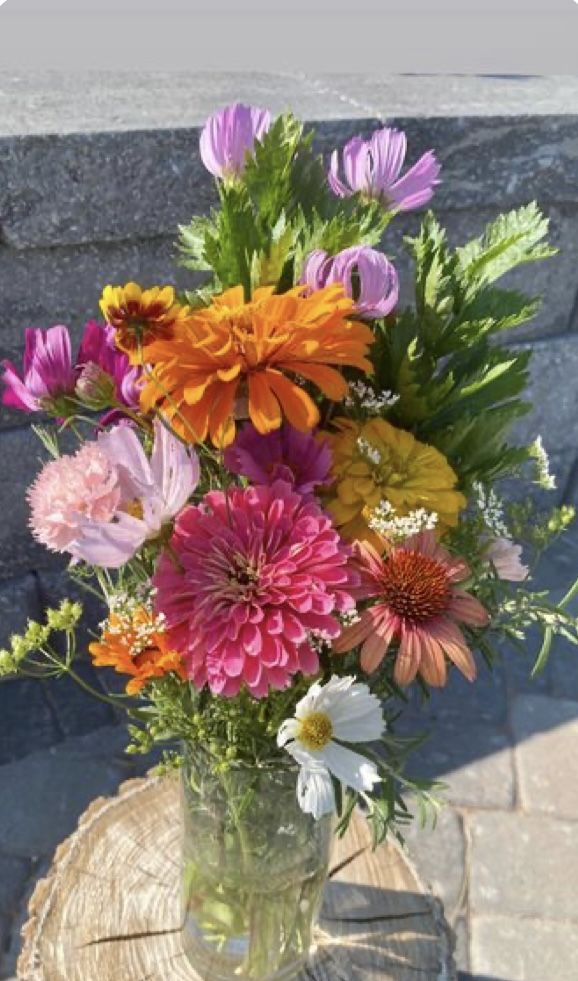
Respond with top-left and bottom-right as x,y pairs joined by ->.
76,321 -> 142,422
28,420 -> 199,568
224,423 -> 332,498
328,127 -> 440,212
153,480 -> 357,699
2,325 -> 76,413
2,320 -> 142,422
301,245 -> 399,319
199,102 -> 272,180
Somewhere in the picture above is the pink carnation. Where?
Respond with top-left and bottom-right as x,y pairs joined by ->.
27,443 -> 121,553
153,480 -> 357,699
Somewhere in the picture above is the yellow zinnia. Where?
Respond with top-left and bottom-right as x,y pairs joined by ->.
322,417 -> 465,545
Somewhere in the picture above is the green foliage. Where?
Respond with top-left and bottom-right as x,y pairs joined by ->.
178,113 -> 390,296
456,202 -> 557,289
374,205 -> 555,485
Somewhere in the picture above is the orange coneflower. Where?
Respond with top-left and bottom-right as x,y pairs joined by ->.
140,284 -> 374,447
89,606 -> 186,695
99,282 -> 193,361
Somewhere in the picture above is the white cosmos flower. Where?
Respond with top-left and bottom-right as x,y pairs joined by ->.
277,675 -> 384,820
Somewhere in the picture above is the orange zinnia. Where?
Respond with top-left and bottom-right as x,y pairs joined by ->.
140,284 -> 374,447
89,607 -> 186,695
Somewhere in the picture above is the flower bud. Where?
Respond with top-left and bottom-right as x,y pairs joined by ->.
199,103 -> 272,182
302,245 -> 399,319
75,362 -> 116,410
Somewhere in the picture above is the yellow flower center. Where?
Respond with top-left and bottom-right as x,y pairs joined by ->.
123,498 -> 144,520
298,711 -> 334,751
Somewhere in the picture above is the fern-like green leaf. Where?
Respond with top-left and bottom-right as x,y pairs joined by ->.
456,202 -> 557,288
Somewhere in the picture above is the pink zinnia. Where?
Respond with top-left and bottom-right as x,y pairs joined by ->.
153,480 -> 357,699
223,423 -> 332,498
333,530 -> 489,688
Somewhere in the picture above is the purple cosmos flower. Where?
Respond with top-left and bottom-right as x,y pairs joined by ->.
76,321 -> 142,420
199,102 -> 272,180
1,325 -> 77,413
224,423 -> 332,499
302,246 -> 399,319
328,127 -> 440,212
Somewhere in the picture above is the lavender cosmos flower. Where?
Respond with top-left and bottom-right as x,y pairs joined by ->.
1,325 -> 76,413
199,102 -> 272,180
328,127 -> 440,212
302,246 -> 399,319
224,423 -> 332,499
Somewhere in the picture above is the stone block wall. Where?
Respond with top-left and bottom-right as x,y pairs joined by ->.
1,71 -> 578,660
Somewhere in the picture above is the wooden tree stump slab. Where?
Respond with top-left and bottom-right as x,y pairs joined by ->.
18,776 -> 456,981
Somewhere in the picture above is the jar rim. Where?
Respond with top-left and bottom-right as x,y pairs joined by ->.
181,741 -> 299,774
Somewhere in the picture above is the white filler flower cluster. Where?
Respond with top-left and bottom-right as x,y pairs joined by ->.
368,500 -> 438,540
473,481 -> 509,537
345,380 -> 399,413
530,435 -> 557,490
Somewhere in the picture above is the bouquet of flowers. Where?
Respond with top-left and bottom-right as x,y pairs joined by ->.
3,102 -> 578,980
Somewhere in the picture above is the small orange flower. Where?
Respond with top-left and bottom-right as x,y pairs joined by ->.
140,284 -> 374,447
89,607 -> 186,695
99,282 -> 193,362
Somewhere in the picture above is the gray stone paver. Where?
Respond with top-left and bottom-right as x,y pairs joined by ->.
471,915 -> 578,981
0,576 -> 40,650
512,694 -> 578,820
402,717 -> 515,811
0,856 -> 30,918
469,809 -> 578,920
42,661 -> 118,737
1,857 -> 50,981
0,681 -> 60,767
402,808 -> 466,918
0,726 -> 131,858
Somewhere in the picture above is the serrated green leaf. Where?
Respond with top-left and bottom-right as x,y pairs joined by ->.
456,202 -> 557,288
243,112 -> 304,226
460,287 -> 541,335
178,215 -> 219,271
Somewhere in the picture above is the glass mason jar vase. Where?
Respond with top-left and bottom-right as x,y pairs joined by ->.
180,746 -> 333,981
